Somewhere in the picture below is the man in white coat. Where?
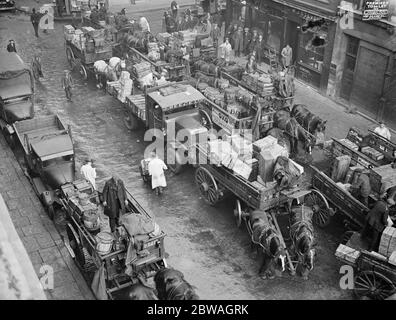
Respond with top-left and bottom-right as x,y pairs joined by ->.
374,121 -> 391,141
148,151 -> 168,195
80,159 -> 97,190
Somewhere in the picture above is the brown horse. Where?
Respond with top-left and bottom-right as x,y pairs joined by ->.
273,110 -> 316,155
291,104 -> 327,136
154,268 -> 199,300
249,210 -> 286,279
289,205 -> 315,280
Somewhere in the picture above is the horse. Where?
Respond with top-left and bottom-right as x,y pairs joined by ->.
249,210 -> 286,279
291,104 -> 327,136
154,268 -> 199,300
124,283 -> 158,300
93,59 -> 120,89
289,204 -> 315,280
273,109 -> 316,156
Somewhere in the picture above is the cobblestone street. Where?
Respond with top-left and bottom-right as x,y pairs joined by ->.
0,6 -> 384,300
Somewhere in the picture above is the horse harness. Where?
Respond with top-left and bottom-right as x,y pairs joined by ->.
251,222 -> 280,257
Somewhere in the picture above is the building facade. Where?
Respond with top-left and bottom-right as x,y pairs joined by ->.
225,0 -> 340,92
327,0 -> 396,125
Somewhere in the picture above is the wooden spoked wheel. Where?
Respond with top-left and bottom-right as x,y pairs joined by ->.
304,190 -> 332,228
65,47 -> 74,68
66,223 -> 86,268
195,167 -> 219,206
354,270 -> 396,300
79,64 -> 88,80
124,110 -> 139,130
233,199 -> 243,228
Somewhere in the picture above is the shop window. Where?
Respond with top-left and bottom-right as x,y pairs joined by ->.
345,35 -> 359,71
298,31 -> 325,71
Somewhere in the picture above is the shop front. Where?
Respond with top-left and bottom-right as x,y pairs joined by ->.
328,1 -> 396,124
225,0 -> 337,92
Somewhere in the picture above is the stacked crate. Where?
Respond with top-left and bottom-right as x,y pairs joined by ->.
379,227 -> 396,257
64,25 -> 75,41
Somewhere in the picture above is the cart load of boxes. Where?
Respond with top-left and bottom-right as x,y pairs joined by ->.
64,25 -> 112,53
206,133 -> 303,189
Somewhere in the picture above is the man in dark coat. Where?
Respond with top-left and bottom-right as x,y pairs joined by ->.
361,197 -> 389,251
102,175 -> 128,232
6,40 -> 17,53
31,8 -> 42,38
351,169 -> 371,207
170,1 -> 179,20
242,27 -> 251,55
254,34 -> 265,64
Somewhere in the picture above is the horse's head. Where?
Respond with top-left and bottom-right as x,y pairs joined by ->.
316,119 -> 327,133
125,283 -> 158,300
267,234 -> 286,272
303,132 -> 316,154
297,234 -> 314,271
154,268 -> 199,300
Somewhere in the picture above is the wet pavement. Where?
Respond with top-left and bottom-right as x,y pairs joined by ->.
0,11 -> 358,299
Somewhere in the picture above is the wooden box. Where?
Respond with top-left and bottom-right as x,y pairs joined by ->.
335,244 -> 360,264
331,155 -> 351,183
379,226 -> 396,257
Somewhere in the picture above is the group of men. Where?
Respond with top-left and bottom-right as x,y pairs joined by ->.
79,152 -> 167,230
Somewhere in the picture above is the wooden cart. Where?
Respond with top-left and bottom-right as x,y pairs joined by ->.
61,180 -> 166,299
65,39 -> 113,80
192,144 -> 330,275
336,231 -> 396,300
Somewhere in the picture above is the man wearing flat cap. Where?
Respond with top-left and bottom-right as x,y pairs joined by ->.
350,168 -> 371,207
361,195 -> 389,251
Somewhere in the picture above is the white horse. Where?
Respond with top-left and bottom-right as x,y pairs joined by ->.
93,57 -> 124,89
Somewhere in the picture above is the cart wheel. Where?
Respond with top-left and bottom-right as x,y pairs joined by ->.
124,110 -> 139,130
354,270 -> 396,300
199,109 -> 213,131
304,189 -> 332,228
66,47 -> 74,68
341,231 -> 355,245
195,167 -> 220,206
233,199 -> 243,228
167,146 -> 184,175
79,64 -> 88,80
66,223 -> 86,268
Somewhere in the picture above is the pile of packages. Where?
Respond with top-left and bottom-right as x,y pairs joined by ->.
64,25 -> 109,53
117,71 -> 133,103
241,72 -> 274,96
206,134 -> 290,185
132,62 -> 153,88
157,32 -> 172,44
147,42 -> 160,62
177,30 -> 198,47
379,226 -> 396,258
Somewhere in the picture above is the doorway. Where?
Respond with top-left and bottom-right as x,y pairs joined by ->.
285,20 -> 299,65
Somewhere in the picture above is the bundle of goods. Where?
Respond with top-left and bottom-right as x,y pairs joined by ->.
72,29 -> 86,51
107,80 -> 122,97
194,60 -> 219,76
104,24 -> 117,42
370,164 -> 396,195
226,103 -> 249,119
217,78 -> 229,90
335,243 -> 360,264
361,146 -> 384,161
64,25 -> 75,41
235,87 -> 255,108
157,32 -> 172,44
195,71 -> 217,88
178,30 -> 198,47
379,226 -> 396,257
132,62 -> 152,79
272,156 -> 304,190
147,44 -> 160,62
331,155 -> 351,183
118,71 -> 133,103
253,136 -> 289,183
339,138 -> 359,151
257,74 -> 274,95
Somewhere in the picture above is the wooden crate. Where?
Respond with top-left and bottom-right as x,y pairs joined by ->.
379,226 -> 396,257
335,244 -> 360,264
331,155 -> 351,183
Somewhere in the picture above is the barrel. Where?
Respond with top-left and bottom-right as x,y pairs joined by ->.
83,210 -> 100,232
95,232 -> 114,255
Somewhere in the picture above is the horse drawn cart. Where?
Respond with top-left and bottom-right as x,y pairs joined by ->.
65,38 -> 113,80
336,231 -> 396,300
61,179 -> 166,299
192,143 -> 330,277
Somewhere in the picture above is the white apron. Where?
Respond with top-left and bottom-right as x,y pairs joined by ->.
148,158 -> 167,189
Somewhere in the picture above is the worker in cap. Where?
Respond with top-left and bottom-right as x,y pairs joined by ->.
80,158 -> 97,190
350,168 -> 371,207
361,193 -> 389,251
61,70 -> 74,101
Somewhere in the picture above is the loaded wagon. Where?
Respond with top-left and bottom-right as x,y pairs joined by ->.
191,143 -> 330,275
336,231 -> 396,300
331,127 -> 396,169
64,25 -> 114,80
61,179 -> 167,299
